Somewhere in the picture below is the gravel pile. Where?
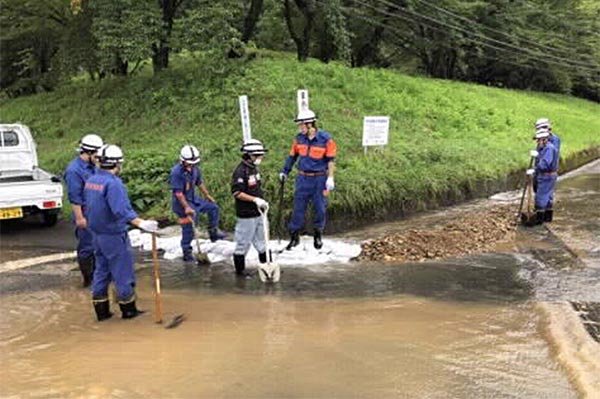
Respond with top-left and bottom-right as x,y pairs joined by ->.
359,206 -> 517,262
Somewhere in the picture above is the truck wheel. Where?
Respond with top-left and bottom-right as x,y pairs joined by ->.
41,212 -> 58,227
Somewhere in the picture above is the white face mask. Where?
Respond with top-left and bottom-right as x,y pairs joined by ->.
253,157 -> 262,165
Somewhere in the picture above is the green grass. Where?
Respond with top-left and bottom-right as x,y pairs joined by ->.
1,50 -> 599,229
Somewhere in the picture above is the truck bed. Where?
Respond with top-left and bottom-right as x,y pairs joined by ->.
0,169 -> 63,212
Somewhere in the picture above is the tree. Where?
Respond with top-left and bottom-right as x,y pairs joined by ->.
313,0 -> 351,63
90,0 -> 160,76
283,0 -> 315,61
241,0 -> 264,43
152,0 -> 186,73
0,0 -> 70,95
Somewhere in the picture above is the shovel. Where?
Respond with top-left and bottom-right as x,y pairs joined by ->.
275,180 -> 285,244
517,154 -> 536,224
258,207 -> 281,283
152,232 -> 186,329
190,218 -> 210,265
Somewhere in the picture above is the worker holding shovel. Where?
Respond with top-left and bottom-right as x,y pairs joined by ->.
531,128 -> 559,224
231,139 -> 270,278
84,145 -> 159,321
534,118 -> 561,213
169,145 -> 227,262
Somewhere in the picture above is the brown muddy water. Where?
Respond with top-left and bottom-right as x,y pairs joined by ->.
1,160 -> 599,398
0,277 -> 574,399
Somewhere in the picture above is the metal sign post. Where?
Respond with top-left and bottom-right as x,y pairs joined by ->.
239,95 -> 252,143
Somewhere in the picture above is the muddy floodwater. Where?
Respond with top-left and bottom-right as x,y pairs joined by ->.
1,160 -> 599,398
0,275 -> 575,399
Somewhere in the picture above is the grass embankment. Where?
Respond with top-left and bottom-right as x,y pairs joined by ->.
1,51 -> 599,230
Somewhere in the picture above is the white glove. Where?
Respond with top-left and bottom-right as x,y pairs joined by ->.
279,172 -> 287,182
326,177 -> 335,191
253,197 -> 269,211
526,169 -> 535,176
139,219 -> 159,233
530,150 -> 539,158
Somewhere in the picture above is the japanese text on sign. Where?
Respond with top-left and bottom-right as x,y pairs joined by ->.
362,116 -> 390,146
239,95 -> 251,143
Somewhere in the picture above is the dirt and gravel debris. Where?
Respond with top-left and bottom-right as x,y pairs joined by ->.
358,206 -> 517,262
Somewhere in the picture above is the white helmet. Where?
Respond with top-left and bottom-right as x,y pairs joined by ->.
294,109 -> 317,124
534,128 -> 550,140
241,139 -> 268,156
79,134 -> 103,153
534,118 -> 551,130
180,145 -> 200,164
98,144 -> 124,167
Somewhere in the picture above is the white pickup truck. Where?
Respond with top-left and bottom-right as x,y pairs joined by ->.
0,124 -> 63,226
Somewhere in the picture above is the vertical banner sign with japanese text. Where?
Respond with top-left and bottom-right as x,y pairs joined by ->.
239,95 -> 251,143
362,116 -> 390,154
297,89 -> 309,113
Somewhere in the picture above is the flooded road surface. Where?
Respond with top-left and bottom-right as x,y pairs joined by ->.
1,160 -> 599,398
0,280 -> 573,399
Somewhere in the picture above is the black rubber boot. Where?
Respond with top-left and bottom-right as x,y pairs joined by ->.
78,256 -> 95,288
182,250 -> 194,262
535,211 -> 545,225
313,229 -> 323,250
119,300 -> 145,319
92,297 -> 113,322
544,209 -> 553,222
286,231 -> 300,250
234,254 -> 253,278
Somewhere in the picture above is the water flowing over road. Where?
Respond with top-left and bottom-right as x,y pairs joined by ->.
1,160 -> 598,398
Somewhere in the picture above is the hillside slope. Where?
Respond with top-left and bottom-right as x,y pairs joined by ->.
1,51 -> 599,229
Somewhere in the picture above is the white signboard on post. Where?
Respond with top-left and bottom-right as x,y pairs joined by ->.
297,89 -> 309,113
239,95 -> 252,143
362,116 -> 390,147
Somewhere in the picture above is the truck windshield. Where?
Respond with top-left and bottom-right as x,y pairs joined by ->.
1,131 -> 20,147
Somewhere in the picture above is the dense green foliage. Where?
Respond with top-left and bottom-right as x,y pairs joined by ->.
1,52 -> 598,229
1,0 -> 599,101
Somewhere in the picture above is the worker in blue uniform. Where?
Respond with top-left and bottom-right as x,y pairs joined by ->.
279,108 -> 337,250
64,133 -> 104,287
84,145 -> 158,321
529,129 -> 559,224
170,145 -> 226,262
534,118 -> 561,208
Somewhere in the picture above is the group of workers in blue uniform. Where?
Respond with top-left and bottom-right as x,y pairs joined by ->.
64,107 -> 337,320
527,117 -> 561,225
65,137 -> 159,321
65,110 -> 558,321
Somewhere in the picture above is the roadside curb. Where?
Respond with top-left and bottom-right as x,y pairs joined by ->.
0,252 -> 76,273
326,148 -> 600,233
538,301 -> 600,399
